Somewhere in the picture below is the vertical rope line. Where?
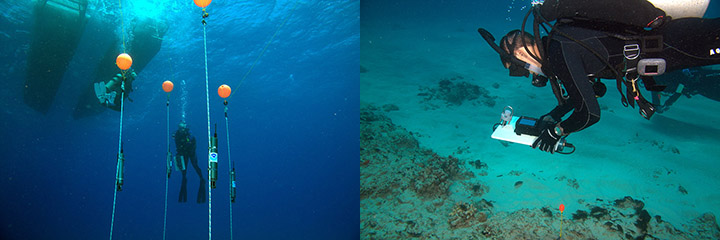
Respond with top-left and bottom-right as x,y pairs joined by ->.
109,176 -> 118,240
225,110 -> 233,240
203,18 -> 212,240
163,175 -> 169,240
110,1 -> 127,239
110,82 -> 125,240
163,96 -> 170,240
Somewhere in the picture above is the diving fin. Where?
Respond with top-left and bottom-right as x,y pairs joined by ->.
94,82 -> 107,104
197,180 -> 207,203
94,82 -> 117,106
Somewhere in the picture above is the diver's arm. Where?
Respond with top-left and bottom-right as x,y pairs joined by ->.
548,42 -> 601,135
544,103 -> 573,122
556,75 -> 601,135
189,136 -> 196,150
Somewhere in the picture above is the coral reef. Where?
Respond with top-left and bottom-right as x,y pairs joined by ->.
360,103 -> 720,239
448,202 -> 485,229
360,104 -> 470,200
417,75 -> 496,109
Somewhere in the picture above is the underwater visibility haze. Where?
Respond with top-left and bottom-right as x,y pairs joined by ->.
361,0 -> 720,239
0,0 -> 359,239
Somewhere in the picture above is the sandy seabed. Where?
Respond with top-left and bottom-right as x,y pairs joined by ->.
360,22 -> 720,239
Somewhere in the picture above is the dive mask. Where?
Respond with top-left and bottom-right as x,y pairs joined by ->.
480,28 -> 545,80
507,61 -> 530,77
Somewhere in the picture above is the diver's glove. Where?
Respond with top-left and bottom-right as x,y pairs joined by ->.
532,127 -> 561,154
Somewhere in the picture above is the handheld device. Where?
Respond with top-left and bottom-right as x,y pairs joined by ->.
491,106 -> 575,154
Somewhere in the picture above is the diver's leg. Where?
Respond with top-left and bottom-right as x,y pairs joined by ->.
190,153 -> 204,180
190,153 -> 206,203
178,156 -> 188,202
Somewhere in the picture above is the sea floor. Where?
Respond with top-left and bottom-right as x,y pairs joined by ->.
360,23 -> 720,239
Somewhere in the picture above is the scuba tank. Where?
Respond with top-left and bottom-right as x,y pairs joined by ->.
538,0 -> 667,29
209,124 -> 218,189
538,0 -> 709,30
648,0 -> 710,19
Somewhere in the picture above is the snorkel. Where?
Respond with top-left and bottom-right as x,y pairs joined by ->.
477,28 -> 548,86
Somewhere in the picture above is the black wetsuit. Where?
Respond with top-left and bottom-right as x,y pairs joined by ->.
174,127 -> 206,203
543,18 -> 720,134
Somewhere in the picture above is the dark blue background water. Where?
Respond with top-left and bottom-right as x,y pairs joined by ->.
0,0 -> 358,239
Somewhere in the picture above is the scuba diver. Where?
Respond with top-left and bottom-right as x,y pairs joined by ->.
651,66 -> 720,113
94,69 -> 137,111
479,0 -> 720,153
174,121 -> 207,203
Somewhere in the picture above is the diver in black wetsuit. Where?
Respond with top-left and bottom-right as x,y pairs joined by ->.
94,69 -> 137,111
652,66 -> 720,113
480,2 -> 720,153
174,121 -> 206,203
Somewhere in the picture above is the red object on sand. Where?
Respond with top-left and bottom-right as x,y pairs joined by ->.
560,204 -> 565,212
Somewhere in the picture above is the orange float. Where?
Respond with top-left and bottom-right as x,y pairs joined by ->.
116,53 -> 132,70
194,0 -> 212,8
218,84 -> 231,98
162,81 -> 174,93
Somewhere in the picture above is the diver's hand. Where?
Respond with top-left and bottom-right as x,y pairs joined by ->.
532,128 -> 560,154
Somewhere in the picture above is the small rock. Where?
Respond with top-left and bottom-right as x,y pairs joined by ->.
469,160 -> 488,170
540,207 -> 553,217
382,104 -> 399,112
477,212 -> 487,222
514,181 -> 523,188
572,210 -> 589,221
679,185 -> 688,195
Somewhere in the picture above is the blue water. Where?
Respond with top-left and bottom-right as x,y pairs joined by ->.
0,1 -> 359,239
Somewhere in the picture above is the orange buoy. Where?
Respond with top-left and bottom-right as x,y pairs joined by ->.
116,53 -> 133,70
162,81 -> 174,93
218,84 -> 231,98
194,0 -> 212,8
559,204 -> 565,212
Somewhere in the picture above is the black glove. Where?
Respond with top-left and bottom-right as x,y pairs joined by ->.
532,128 -> 561,153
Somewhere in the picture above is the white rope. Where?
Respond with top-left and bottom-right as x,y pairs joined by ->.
109,80 -> 125,240
203,17 -> 212,240
110,0 -> 129,238
225,106 -> 233,240
163,96 -> 170,240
